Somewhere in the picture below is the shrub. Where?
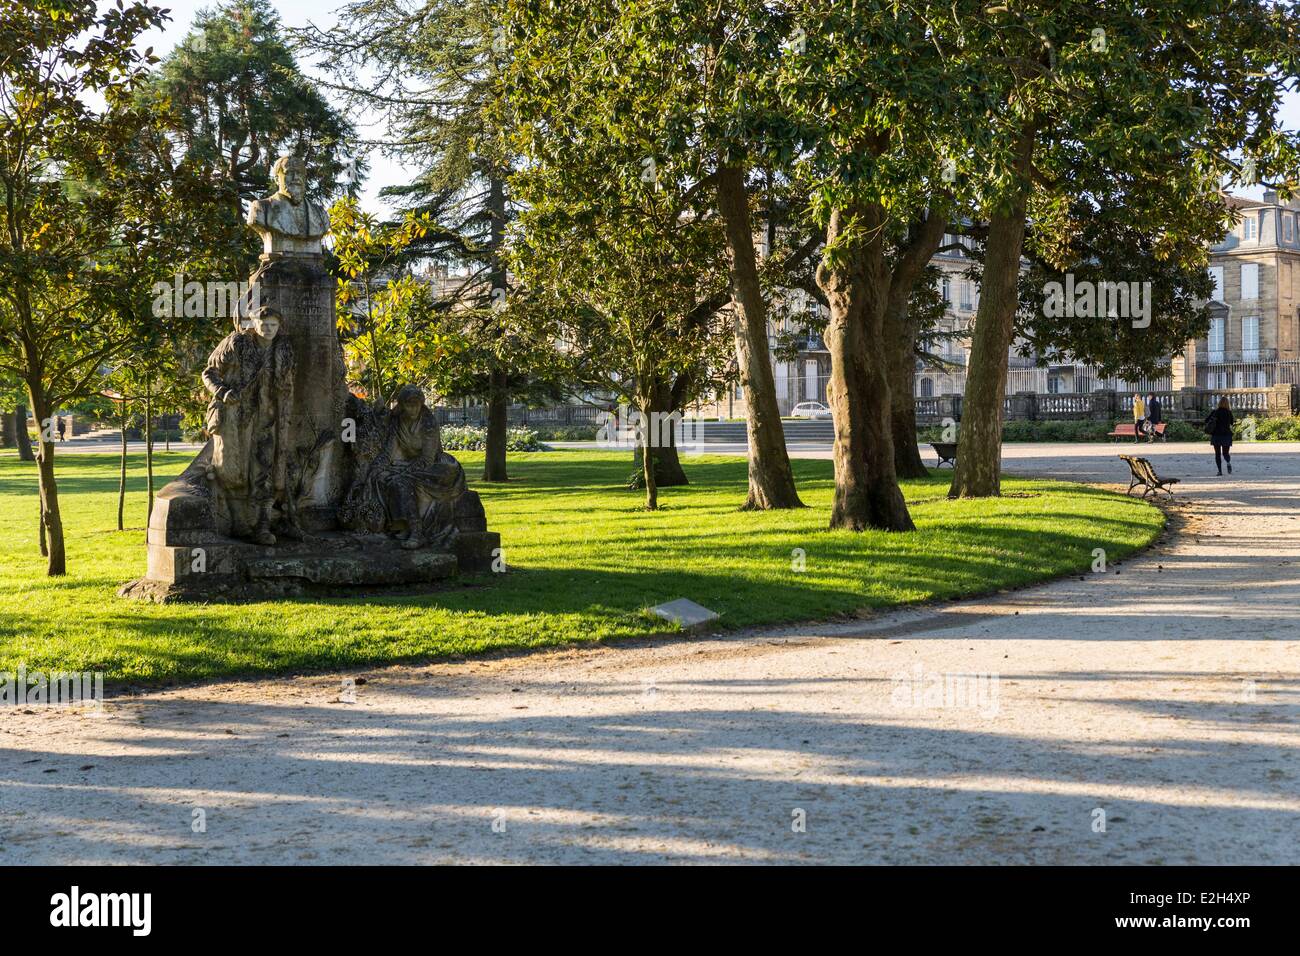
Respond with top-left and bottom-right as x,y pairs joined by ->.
530,425 -> 599,441
440,425 -> 544,452
1245,414 -> 1300,440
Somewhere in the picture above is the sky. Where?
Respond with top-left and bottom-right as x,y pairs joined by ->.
130,0 -> 1300,209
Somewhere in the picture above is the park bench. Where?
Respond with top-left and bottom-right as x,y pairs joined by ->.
1108,421 -> 1167,442
930,442 -> 958,467
1119,454 -> 1178,499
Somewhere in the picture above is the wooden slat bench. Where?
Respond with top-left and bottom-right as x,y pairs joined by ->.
930,442 -> 958,467
1119,455 -> 1178,499
1109,422 -> 1167,441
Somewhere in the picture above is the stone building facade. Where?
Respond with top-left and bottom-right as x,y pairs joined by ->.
1175,191 -> 1300,390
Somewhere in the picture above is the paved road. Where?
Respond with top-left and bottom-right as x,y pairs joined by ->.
2,442 -> 1297,864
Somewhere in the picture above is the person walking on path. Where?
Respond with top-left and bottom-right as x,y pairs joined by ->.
1132,393 -> 1147,442
1206,396 -> 1235,475
1146,393 -> 1162,442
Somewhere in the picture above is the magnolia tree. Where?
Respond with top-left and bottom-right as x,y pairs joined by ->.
947,1 -> 1300,498
0,0 -> 179,575
771,1 -> 996,531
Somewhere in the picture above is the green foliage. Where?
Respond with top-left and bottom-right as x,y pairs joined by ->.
155,0 -> 358,216
330,197 -> 449,404
1245,415 -> 1300,441
439,425 -> 542,452
301,0 -> 562,410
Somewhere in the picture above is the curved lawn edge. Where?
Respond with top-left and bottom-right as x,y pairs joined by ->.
0,450 -> 1167,687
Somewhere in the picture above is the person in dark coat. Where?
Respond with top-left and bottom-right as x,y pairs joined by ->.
1145,394 -> 1162,442
1205,396 -> 1234,475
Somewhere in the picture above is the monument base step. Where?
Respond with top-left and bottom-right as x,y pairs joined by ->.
119,530 -> 501,604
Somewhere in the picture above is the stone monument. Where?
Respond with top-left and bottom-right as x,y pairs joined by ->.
121,156 -> 498,602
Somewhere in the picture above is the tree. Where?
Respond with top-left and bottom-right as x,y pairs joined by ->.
948,1 -> 1300,497
774,2 -> 992,530
301,0 -> 521,482
0,0 -> 171,574
155,0 -> 358,267
510,143 -> 734,508
331,197 -> 436,406
1014,190 -> 1220,378
0,376 -> 34,460
881,211 -> 953,479
507,0 -> 827,508
94,90 -> 237,535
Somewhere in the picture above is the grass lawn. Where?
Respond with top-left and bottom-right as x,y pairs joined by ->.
0,448 -> 1164,684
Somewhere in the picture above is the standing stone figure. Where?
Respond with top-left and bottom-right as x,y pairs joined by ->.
340,386 -> 467,549
203,307 -> 299,545
247,155 -> 330,257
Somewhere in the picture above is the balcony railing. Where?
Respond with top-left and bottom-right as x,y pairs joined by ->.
1196,348 -> 1278,365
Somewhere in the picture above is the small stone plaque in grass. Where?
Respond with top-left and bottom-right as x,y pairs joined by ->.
650,598 -> 719,629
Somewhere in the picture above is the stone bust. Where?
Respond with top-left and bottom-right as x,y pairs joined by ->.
246,155 -> 330,257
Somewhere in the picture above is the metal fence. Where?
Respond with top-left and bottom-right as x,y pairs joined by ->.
433,404 -> 606,426
1187,359 -> 1300,389
916,385 -> 1297,425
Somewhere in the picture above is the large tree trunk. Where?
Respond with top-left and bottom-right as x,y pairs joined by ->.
885,208 -> 950,479
948,131 -> 1035,499
15,404 -> 35,461
29,390 -> 66,575
117,401 -> 128,532
884,294 -> 928,480
482,172 -> 511,484
482,367 -> 509,482
716,163 -> 803,510
818,206 -> 914,532
0,410 -> 14,447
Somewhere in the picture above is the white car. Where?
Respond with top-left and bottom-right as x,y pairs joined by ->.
790,401 -> 832,420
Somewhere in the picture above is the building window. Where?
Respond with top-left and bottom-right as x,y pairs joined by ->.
1242,316 -> 1260,361
1243,216 -> 1257,241
1208,315 -> 1225,361
1208,266 -> 1224,301
959,280 -> 973,311
1285,214 -> 1294,243
940,276 -> 951,303
1241,262 -> 1260,300
919,378 -> 933,398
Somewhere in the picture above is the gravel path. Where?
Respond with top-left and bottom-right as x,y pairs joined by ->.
2,442 -> 1297,864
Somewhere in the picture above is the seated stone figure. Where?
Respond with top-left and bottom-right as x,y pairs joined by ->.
340,385 -> 467,549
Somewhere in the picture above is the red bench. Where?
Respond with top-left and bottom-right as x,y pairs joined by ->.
1108,422 -> 1166,441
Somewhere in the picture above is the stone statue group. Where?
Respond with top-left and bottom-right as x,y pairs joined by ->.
121,152 -> 496,605
198,155 -> 469,552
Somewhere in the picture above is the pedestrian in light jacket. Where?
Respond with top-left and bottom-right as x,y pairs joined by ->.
1132,393 -> 1146,442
